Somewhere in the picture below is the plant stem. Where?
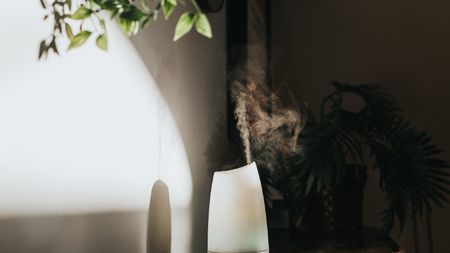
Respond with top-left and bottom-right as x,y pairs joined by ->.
190,0 -> 201,12
426,212 -> 434,253
412,213 -> 421,253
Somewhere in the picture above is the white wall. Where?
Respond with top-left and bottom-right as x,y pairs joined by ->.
0,1 -> 226,252
0,0 -> 192,216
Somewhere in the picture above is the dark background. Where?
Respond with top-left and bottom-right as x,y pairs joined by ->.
271,1 -> 450,252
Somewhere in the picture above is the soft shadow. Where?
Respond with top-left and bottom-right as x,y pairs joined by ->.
203,112 -> 245,174
129,6 -> 226,253
0,211 -> 147,253
147,180 -> 171,253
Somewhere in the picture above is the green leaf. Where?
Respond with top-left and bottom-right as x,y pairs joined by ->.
38,40 -> 47,60
141,16 -> 151,28
102,0 -> 120,11
167,0 -> 177,5
68,31 -> 92,50
305,174 -> 315,196
173,12 -> 195,41
67,0 -> 72,10
99,19 -> 106,30
110,9 -> 119,19
92,0 -> 104,5
71,6 -> 92,20
49,39 -> 59,55
139,0 -> 150,12
65,24 -> 74,39
96,34 -> 108,51
120,6 -> 147,21
89,0 -> 101,9
119,18 -> 139,36
162,0 -> 176,19
194,13 -> 212,38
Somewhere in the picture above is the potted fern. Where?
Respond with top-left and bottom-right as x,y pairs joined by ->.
282,82 -> 450,246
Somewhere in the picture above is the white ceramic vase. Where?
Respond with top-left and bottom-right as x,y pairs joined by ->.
208,162 -> 269,253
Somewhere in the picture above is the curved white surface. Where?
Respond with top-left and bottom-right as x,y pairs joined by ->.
208,162 -> 269,253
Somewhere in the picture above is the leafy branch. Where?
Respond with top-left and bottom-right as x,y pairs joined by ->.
39,0 -> 213,59
282,82 -> 450,234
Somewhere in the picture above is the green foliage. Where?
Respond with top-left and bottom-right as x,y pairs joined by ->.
173,12 -> 195,41
173,11 -> 212,41
96,33 -> 108,50
283,82 -> 450,234
39,0 -> 213,59
65,24 -> 74,39
71,6 -> 92,19
162,0 -> 177,19
194,13 -> 212,38
119,18 -> 139,36
68,31 -> 92,49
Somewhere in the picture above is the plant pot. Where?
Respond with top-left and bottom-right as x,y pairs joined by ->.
301,165 -> 367,248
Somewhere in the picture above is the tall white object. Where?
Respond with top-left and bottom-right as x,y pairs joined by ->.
208,162 -> 269,253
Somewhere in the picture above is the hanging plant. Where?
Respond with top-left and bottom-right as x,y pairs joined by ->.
38,0 -> 214,59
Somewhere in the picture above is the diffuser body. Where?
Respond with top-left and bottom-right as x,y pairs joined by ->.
208,162 -> 269,253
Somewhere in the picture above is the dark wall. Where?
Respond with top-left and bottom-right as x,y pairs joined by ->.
271,1 -> 450,252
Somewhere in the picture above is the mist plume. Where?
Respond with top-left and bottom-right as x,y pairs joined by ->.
230,73 -> 305,172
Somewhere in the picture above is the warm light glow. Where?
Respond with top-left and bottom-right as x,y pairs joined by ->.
0,0 -> 192,216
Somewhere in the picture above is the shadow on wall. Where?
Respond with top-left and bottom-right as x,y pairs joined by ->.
0,211 -> 147,253
0,185 -> 189,253
147,180 -> 171,253
130,5 -> 226,253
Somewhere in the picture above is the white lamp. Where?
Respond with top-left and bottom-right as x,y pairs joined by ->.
208,162 -> 269,253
